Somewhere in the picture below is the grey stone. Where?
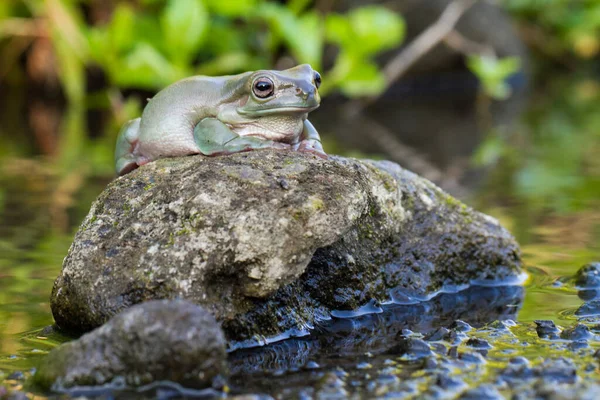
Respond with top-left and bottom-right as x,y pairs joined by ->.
534,320 -> 560,340
50,151 -> 521,343
560,324 -> 591,341
574,262 -> 600,288
33,300 -> 227,390
575,299 -> 600,317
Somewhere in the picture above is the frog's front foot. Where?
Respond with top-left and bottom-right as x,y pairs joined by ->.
195,118 -> 292,156
293,139 -> 328,159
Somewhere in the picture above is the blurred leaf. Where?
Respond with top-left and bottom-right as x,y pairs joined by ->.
331,56 -> 385,97
56,105 -> 87,172
196,52 -> 255,75
324,6 -> 405,97
259,4 -> 323,68
0,2 -> 10,19
108,3 -> 136,53
347,6 -> 405,55
203,20 -> 249,54
160,0 -> 208,65
326,6 -> 405,57
204,0 -> 257,17
467,55 -> 521,100
324,13 -> 351,45
505,0 -> 600,59
572,32 -> 599,59
45,0 -> 88,104
287,0 -> 312,14
472,133 -> 506,167
116,43 -> 181,89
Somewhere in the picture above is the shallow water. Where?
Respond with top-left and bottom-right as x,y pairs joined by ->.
0,71 -> 598,398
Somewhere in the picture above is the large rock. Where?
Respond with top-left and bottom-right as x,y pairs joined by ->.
33,300 -> 227,390
51,151 -> 521,344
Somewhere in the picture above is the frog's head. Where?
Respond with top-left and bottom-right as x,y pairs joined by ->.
237,64 -> 321,117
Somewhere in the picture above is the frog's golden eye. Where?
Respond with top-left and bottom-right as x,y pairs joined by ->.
314,71 -> 321,89
253,78 -> 274,98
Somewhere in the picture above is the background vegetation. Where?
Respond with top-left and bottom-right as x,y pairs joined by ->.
0,0 -> 598,357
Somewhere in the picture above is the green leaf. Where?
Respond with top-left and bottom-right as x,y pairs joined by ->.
108,3 -> 135,53
204,0 -> 257,16
472,133 -> 505,167
0,2 -> 10,19
326,6 -> 405,57
259,4 -> 323,68
467,56 -> 521,100
115,43 -> 181,89
325,14 -> 351,45
288,0 -> 312,14
335,57 -> 386,97
347,6 -> 405,56
160,0 -> 208,65
196,52 -> 255,75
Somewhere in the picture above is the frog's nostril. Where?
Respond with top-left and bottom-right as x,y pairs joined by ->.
296,88 -> 310,100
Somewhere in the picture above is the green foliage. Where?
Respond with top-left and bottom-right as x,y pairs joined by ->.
0,0 -> 406,176
161,0 -> 208,65
259,3 -> 324,69
504,0 -> 600,59
467,56 -> 521,100
325,6 -> 405,96
15,0 -> 405,95
475,74 -> 600,214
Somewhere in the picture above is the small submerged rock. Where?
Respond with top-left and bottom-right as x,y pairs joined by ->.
425,327 -> 450,342
560,324 -> 592,341
576,299 -> 600,317
33,300 -> 227,391
499,357 -> 577,385
389,337 -> 433,359
465,338 -> 492,350
459,385 -> 503,400
534,320 -> 560,340
574,262 -> 600,288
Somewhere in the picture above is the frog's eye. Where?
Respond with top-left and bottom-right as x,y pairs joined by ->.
253,78 -> 274,98
314,71 -> 321,89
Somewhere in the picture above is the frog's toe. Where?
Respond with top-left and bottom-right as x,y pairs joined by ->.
116,157 -> 139,176
294,140 -> 328,159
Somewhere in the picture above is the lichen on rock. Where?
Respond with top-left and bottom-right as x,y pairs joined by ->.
50,151 -> 522,344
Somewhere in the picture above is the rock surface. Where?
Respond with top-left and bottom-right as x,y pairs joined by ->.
34,300 -> 227,390
50,151 -> 522,343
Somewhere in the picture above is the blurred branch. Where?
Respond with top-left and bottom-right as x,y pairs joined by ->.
344,0 -> 477,115
339,0 -> 476,191
0,18 -> 47,38
444,29 -> 494,57
381,0 -> 476,94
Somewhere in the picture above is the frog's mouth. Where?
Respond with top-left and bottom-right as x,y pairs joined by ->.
237,104 -> 319,116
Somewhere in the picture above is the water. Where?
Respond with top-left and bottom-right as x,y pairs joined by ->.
0,71 -> 598,397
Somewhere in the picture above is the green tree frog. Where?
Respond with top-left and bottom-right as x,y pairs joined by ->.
115,64 -> 325,175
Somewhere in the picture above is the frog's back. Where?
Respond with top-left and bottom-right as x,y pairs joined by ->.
136,75 -> 244,160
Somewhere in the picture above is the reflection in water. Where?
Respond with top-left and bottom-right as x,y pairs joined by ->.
229,284 -> 523,376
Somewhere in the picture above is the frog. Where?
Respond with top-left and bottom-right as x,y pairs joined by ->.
115,64 -> 325,176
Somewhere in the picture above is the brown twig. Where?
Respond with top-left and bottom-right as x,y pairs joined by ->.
343,0 -> 478,117
443,29 -> 495,57
373,0 -> 477,105
338,0 -> 477,194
